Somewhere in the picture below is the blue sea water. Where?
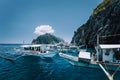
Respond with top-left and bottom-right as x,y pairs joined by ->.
0,44 -> 120,80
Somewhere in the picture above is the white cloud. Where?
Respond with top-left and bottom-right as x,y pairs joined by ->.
34,25 -> 54,35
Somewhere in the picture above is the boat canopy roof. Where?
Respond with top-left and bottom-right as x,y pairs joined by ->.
21,44 -> 56,47
99,44 -> 120,49
21,45 -> 41,47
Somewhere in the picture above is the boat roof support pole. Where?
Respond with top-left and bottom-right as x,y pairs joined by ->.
97,34 -> 99,62
98,64 -> 114,80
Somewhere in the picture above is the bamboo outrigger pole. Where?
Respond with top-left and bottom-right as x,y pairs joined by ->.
0,52 -> 24,61
99,64 -> 114,80
97,34 -> 99,62
0,55 -> 15,61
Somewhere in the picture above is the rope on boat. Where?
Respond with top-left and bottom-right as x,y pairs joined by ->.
14,52 -> 25,60
104,62 -> 110,76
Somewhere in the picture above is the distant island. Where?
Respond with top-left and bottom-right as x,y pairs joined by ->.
32,33 -> 64,44
71,0 -> 120,48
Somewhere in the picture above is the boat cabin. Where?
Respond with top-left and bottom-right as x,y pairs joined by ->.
21,45 -> 47,53
98,44 -> 120,63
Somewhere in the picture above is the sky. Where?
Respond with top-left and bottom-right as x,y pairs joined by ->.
0,0 -> 102,44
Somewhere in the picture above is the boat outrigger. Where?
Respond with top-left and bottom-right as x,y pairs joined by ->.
59,35 -> 120,80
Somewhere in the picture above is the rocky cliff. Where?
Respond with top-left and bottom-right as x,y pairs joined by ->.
71,0 -> 120,48
32,33 -> 64,44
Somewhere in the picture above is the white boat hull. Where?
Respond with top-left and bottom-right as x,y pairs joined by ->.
59,52 -> 120,71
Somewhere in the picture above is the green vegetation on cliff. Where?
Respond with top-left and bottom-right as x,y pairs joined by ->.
32,33 -> 64,44
93,0 -> 112,14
